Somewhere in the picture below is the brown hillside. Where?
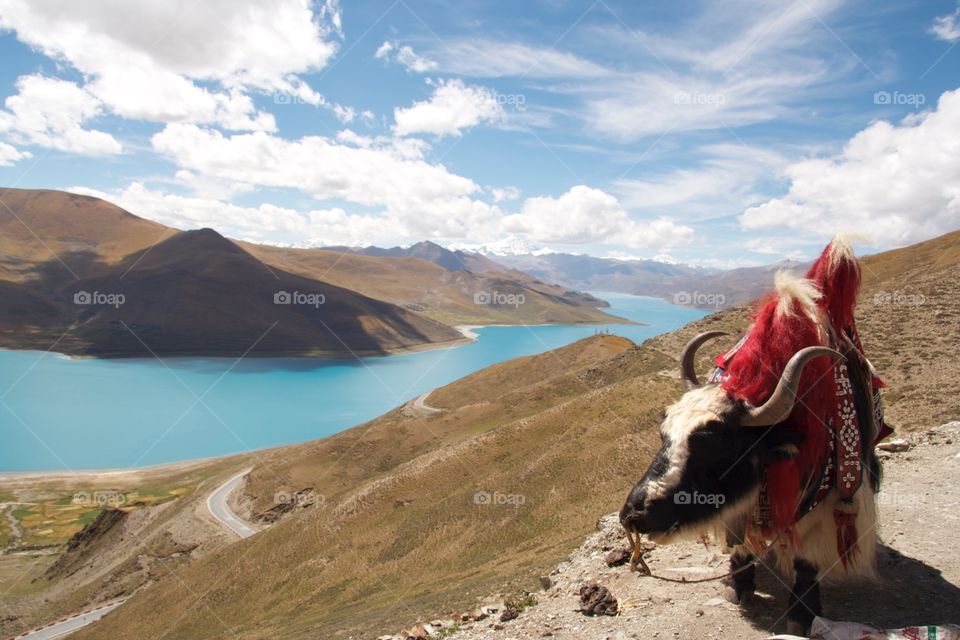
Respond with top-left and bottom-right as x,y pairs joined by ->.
242,242 -> 623,327
0,188 -> 624,356
24,230 -> 960,639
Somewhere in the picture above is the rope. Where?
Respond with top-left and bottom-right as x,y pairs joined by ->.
626,529 -> 785,584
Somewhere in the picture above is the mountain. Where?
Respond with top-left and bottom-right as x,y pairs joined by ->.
241,243 -> 617,326
321,240 -> 506,273
452,235 -> 553,258
490,251 -> 809,309
0,189 -> 623,356
29,229 -> 957,640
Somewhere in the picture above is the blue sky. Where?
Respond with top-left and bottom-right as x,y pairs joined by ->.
0,0 -> 958,267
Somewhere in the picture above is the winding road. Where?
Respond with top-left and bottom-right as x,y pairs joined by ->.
412,391 -> 442,414
205,468 -> 257,538
8,600 -> 125,640
9,468 -> 258,639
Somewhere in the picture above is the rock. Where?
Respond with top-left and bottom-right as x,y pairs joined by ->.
578,580 -> 619,616
466,609 -> 487,622
604,547 -> 631,567
406,623 -> 430,639
500,608 -> 519,622
878,439 -> 911,452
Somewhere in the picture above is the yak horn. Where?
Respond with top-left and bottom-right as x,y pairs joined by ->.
680,331 -> 727,389
741,346 -> 845,427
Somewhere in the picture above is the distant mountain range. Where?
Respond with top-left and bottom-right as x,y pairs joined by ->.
320,240 -> 503,273
488,252 -> 809,309
333,237 -> 809,310
0,189 -> 622,357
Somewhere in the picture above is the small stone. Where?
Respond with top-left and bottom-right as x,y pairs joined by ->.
878,439 -> 910,452
406,624 -> 429,639
604,547 -> 631,567
500,608 -> 519,622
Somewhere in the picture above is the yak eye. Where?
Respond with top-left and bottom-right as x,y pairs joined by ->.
690,423 -> 724,442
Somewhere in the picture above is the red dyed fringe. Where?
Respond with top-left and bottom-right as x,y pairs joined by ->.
722,238 -> 861,532
833,509 -> 860,569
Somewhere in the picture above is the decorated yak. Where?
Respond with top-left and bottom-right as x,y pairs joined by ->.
620,236 -> 891,635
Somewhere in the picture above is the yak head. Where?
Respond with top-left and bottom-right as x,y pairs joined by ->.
620,331 -> 842,544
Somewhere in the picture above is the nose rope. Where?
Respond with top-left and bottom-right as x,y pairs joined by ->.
624,528 -> 785,584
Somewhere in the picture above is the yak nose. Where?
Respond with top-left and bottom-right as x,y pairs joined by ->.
619,487 -> 648,531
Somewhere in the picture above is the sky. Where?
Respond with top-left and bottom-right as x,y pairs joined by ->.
0,0 -> 958,268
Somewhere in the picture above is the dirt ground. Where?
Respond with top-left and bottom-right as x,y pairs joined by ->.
434,422 -> 960,640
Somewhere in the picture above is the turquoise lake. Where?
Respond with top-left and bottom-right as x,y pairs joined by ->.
0,293 -> 706,471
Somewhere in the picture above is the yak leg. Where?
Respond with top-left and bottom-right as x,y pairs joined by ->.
723,547 -> 756,605
723,521 -> 756,605
785,558 -> 821,636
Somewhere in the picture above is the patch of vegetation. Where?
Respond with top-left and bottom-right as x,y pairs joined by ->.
504,592 -> 538,614
433,622 -> 462,638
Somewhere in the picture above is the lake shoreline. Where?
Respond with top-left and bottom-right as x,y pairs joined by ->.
0,319 -> 641,361
0,294 -> 703,472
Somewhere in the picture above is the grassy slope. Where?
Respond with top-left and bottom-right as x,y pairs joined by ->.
43,230 -> 960,638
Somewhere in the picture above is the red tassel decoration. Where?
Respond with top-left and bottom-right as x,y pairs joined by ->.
834,507 -> 860,569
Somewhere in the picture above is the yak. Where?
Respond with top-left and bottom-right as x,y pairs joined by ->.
620,236 -> 887,635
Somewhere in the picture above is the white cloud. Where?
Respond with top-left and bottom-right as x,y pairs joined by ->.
0,141 -> 29,165
393,79 -> 504,137
69,182 -> 407,247
490,186 -> 521,202
331,103 -> 356,124
0,0 -> 341,130
0,75 -> 122,155
427,38 -> 611,78
931,6 -> 960,42
150,124 -> 503,240
742,88 -> 960,247
614,144 -> 786,218
502,185 -> 694,249
536,0 -> 851,140
374,41 -> 438,73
